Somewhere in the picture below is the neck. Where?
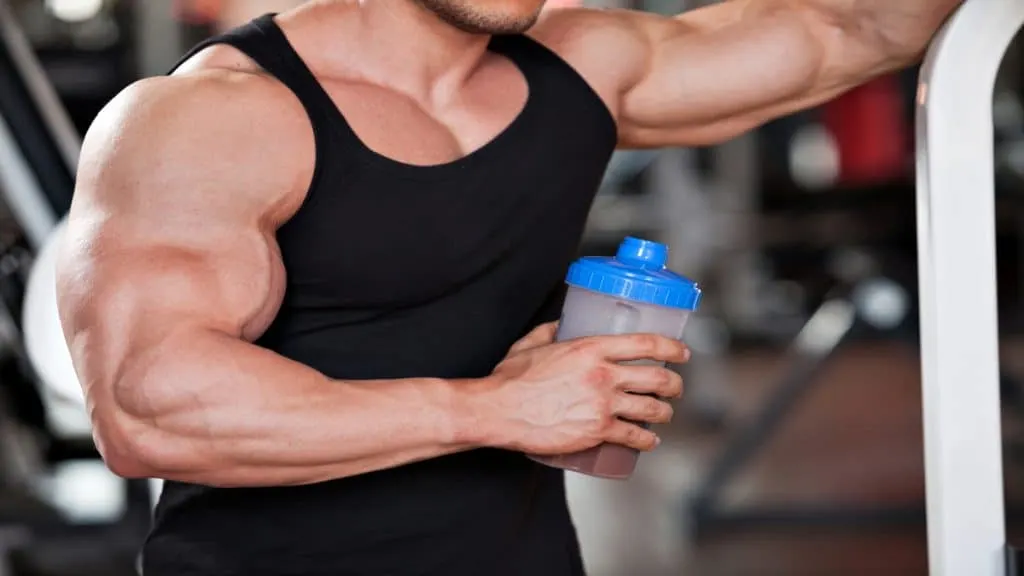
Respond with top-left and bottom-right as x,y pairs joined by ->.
299,0 -> 493,104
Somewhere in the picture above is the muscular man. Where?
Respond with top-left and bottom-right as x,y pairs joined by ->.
58,0 -> 960,574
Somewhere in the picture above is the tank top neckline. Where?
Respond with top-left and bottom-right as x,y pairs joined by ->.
252,14 -> 538,182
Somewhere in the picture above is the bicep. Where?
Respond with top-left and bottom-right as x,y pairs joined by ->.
57,201 -> 284,398
60,213 -> 280,341
58,79 -> 298,392
614,4 -> 837,148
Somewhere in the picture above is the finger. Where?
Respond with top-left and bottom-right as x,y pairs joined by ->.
612,393 -> 674,425
604,421 -> 660,452
584,333 -> 690,364
613,365 -> 683,399
507,322 -> 559,355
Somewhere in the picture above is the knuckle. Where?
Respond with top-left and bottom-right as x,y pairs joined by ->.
641,426 -> 658,444
628,427 -> 654,449
646,400 -> 667,421
593,394 -> 614,416
584,365 -> 614,388
635,334 -> 660,354
571,338 -> 600,358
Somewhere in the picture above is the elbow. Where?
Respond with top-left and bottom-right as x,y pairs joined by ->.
91,414 -> 162,479
91,405 -> 168,477
83,343 -> 207,479
100,446 -> 155,480
90,400 -> 199,480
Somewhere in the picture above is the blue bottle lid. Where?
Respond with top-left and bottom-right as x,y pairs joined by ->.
566,237 -> 702,310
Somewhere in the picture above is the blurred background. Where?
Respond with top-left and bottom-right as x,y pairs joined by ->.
0,0 -> 1021,575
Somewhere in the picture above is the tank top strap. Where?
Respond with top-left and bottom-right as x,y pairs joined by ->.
168,14 -> 339,126
168,14 -> 347,197
172,16 -> 276,77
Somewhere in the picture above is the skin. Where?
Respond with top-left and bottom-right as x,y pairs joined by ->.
59,0 -> 962,487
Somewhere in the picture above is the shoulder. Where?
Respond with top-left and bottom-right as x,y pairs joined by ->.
527,8 -> 654,116
76,67 -> 314,225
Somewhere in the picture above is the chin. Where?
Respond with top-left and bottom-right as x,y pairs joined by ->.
419,0 -> 546,34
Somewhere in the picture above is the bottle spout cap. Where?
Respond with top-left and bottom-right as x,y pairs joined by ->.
616,237 -> 668,269
565,236 -> 701,311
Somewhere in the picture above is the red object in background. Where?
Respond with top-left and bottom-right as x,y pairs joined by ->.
175,0 -> 223,25
820,74 -> 909,185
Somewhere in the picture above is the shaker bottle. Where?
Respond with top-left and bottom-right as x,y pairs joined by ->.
529,236 -> 701,480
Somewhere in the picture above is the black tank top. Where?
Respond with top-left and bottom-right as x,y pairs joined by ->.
146,14 -> 616,576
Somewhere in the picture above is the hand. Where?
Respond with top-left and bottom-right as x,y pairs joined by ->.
473,322 -> 690,455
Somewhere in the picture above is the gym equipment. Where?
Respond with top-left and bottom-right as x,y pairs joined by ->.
687,256 -> 921,538
0,0 -> 87,454
21,217 -> 90,443
821,74 -> 909,185
0,0 -> 78,247
915,0 -> 1024,574
688,4 -> 1024,576
0,7 -> 154,575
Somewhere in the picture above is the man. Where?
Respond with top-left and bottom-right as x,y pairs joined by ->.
57,0 -> 960,574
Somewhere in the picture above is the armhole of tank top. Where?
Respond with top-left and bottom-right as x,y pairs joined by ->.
512,34 -> 618,146
166,19 -> 329,223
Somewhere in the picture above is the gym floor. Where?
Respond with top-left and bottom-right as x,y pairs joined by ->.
569,340 -> 1024,576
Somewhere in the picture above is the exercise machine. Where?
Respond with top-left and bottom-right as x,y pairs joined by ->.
687,3 -> 1024,567
0,0 -> 86,444
0,0 -> 76,244
916,0 -> 1024,574
0,3 -> 151,574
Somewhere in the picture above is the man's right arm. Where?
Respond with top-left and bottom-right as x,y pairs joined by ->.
59,73 -> 687,488
59,73 -> 495,487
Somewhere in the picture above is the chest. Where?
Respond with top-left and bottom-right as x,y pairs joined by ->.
273,49 -> 617,310
277,151 -> 607,310
314,55 -> 529,167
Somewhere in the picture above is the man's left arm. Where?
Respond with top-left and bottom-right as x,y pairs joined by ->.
531,0 -> 963,148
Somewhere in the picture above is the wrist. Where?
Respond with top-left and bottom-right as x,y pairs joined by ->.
443,375 -> 508,450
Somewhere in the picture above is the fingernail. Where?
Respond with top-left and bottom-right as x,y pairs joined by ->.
684,348 -> 692,361
654,436 -> 662,447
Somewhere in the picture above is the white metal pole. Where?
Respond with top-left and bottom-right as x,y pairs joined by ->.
916,1 -> 1024,575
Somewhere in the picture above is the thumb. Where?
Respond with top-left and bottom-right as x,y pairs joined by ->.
506,322 -> 559,356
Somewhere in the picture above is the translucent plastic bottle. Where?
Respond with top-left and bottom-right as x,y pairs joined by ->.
530,237 -> 702,480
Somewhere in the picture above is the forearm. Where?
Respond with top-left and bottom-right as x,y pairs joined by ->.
95,328 -> 485,487
790,0 -> 964,65
726,1 -> 912,89
669,0 -> 955,132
